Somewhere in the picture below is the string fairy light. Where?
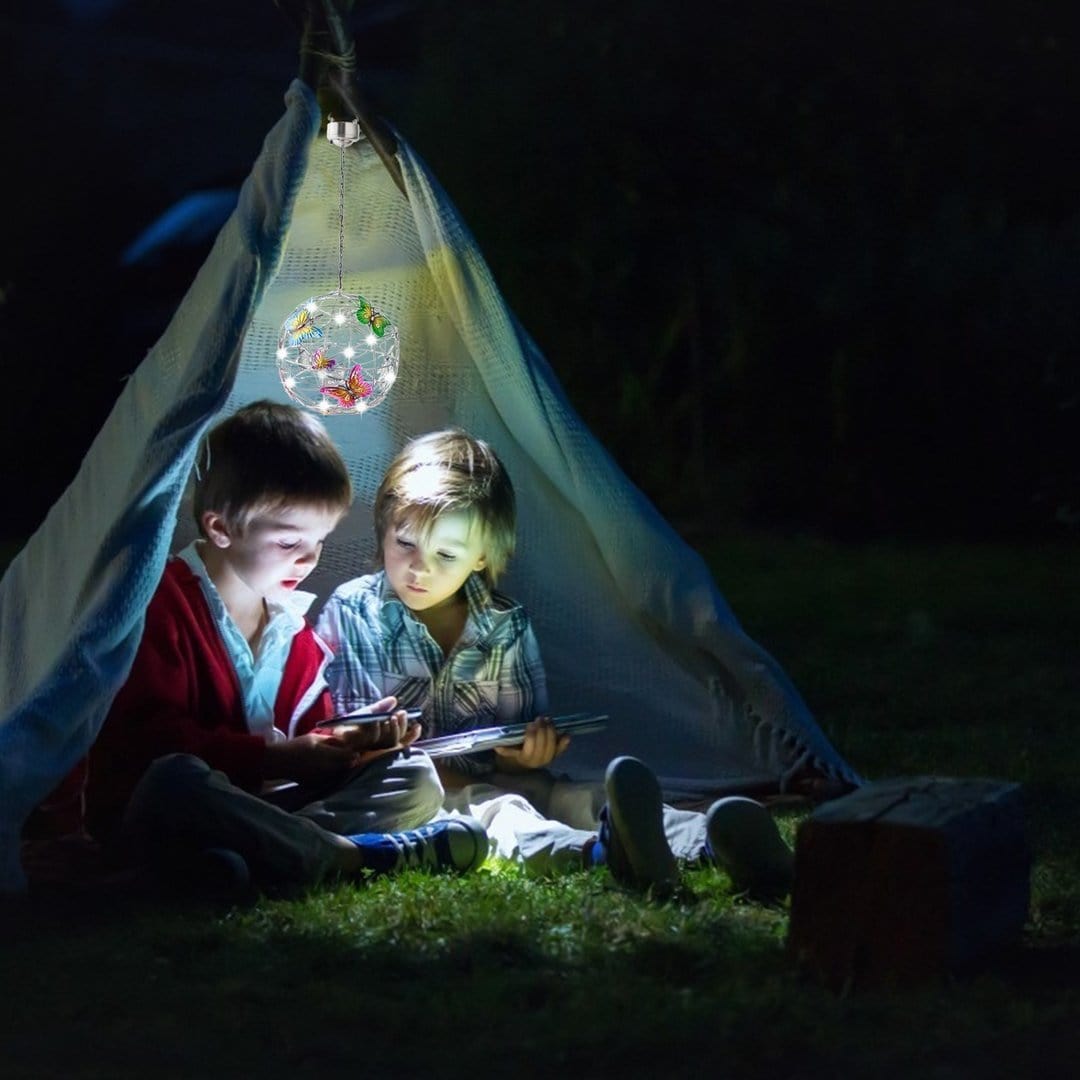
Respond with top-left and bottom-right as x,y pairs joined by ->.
275,117 -> 400,415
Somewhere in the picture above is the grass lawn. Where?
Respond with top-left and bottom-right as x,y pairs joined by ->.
1,534 -> 1078,1078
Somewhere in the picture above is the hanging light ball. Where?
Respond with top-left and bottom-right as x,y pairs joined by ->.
275,118 -> 400,416
276,290 -> 400,415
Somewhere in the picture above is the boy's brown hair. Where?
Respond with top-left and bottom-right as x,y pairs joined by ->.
193,400 -> 352,533
374,429 -> 515,587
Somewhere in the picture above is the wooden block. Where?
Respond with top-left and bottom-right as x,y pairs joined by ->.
787,776 -> 1030,989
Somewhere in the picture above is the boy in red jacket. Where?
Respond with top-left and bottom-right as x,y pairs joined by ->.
80,401 -> 485,891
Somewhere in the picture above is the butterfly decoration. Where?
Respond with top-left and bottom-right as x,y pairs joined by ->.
286,307 -> 323,346
356,296 -> 390,337
306,346 -> 335,371
321,364 -> 374,407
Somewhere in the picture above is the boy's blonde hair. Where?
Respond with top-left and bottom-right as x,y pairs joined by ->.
374,429 -> 515,587
193,400 -> 352,533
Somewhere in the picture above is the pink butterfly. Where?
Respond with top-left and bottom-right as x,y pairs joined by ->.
321,364 -> 373,407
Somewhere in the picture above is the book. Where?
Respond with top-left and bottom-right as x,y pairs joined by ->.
414,712 -> 608,758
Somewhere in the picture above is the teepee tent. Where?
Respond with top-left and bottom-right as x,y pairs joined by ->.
0,18 -> 858,893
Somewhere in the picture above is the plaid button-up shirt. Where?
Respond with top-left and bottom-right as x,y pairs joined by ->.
316,571 -> 548,775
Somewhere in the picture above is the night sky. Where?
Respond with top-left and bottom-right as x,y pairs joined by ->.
1,2 -> 301,539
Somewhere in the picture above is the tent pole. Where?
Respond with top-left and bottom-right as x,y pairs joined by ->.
275,0 -> 407,197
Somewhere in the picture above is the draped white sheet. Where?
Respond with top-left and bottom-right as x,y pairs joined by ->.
0,82 -> 321,892
0,80 -> 858,892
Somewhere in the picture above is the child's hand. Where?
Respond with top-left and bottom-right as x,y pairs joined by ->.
327,696 -> 422,753
493,716 -> 570,771
335,712 -> 421,752
264,733 -> 358,783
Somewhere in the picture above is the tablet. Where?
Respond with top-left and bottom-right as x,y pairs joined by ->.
315,707 -> 424,730
415,713 -> 607,758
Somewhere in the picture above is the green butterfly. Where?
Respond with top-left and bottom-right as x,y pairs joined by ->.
356,296 -> 390,337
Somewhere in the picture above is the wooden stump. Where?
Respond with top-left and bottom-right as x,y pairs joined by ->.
787,776 -> 1030,989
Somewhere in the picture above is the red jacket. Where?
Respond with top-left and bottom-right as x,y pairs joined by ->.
73,557 -> 334,837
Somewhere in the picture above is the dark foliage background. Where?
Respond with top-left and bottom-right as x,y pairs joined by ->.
2,0 -> 1078,542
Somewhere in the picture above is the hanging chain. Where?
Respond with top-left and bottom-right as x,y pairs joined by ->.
326,117 -> 360,294
338,137 -> 346,294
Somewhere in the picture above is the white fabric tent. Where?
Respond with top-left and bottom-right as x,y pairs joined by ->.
0,80 -> 859,893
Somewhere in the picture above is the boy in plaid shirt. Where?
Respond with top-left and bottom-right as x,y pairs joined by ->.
318,430 -> 794,899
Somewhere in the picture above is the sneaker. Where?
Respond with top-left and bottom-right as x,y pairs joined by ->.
197,846 -> 252,899
704,796 -> 793,901
162,846 -> 252,903
347,817 -> 489,876
595,756 -> 678,897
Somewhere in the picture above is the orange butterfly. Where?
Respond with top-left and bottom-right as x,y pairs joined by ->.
321,364 -> 373,407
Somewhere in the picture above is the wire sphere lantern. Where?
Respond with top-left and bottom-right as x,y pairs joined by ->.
276,291 -> 399,414
276,118 -> 400,415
